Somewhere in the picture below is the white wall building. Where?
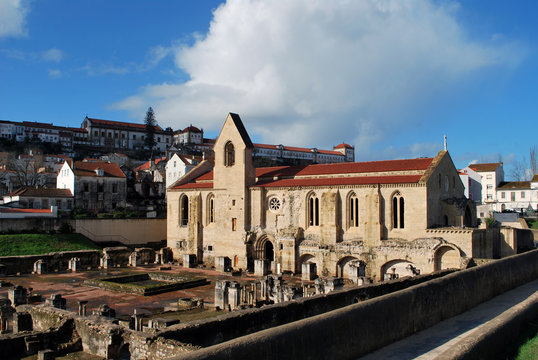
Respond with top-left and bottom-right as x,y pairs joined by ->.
465,163 -> 504,204
82,117 -> 173,153
165,153 -> 198,189
495,175 -> 538,212
458,167 -> 482,202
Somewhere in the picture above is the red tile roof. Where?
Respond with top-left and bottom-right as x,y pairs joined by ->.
8,187 -> 73,197
0,208 -> 53,213
254,143 -> 343,156
172,157 -> 433,189
174,182 -> 214,189
334,143 -> 353,149
253,175 -> 423,188
497,181 -> 531,190
182,125 -> 202,133
135,157 -> 167,172
86,118 -> 164,131
74,161 -> 126,178
532,174 -> 538,182
468,163 -> 501,172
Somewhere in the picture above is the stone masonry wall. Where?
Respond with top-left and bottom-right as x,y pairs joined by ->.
172,249 -> 538,360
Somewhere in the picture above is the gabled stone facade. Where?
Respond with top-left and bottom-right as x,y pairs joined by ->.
167,113 -> 481,280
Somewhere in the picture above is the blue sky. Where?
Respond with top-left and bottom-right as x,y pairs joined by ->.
1,0 -> 537,178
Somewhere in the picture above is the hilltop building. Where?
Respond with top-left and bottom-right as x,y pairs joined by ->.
81,117 -> 173,153
167,113 -> 478,280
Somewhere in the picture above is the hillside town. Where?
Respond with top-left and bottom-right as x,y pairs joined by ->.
2,1 -> 538,359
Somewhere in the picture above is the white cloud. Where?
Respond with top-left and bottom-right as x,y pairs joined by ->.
0,47 -> 65,63
42,48 -> 64,62
0,0 -> 29,38
112,0 -> 524,157
48,69 -> 62,78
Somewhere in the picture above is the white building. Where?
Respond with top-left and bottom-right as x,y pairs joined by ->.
458,167 -> 482,202
57,160 -> 127,212
165,153 -> 198,189
82,117 -> 173,153
465,163 -> 504,203
174,125 -> 204,145
495,175 -> 538,212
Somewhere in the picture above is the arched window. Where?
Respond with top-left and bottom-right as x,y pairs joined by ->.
348,192 -> 359,228
308,193 -> 319,227
224,141 -> 235,166
180,194 -> 189,226
207,193 -> 215,224
392,192 -> 404,229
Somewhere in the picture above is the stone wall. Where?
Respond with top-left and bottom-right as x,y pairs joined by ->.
172,249 -> 538,360
0,250 -> 102,275
0,217 -> 63,233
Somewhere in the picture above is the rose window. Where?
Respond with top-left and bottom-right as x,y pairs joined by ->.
269,197 -> 281,212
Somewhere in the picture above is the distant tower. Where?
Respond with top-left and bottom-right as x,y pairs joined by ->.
444,135 -> 447,151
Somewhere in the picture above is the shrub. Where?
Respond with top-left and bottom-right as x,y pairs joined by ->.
485,217 -> 498,228
59,221 -> 74,234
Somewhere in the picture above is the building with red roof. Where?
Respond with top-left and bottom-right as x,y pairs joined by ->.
82,116 -> 173,153
167,113 -> 483,282
57,160 -> 126,213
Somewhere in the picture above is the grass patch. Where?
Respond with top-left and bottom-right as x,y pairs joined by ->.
525,218 -> 538,229
0,233 -> 102,256
514,323 -> 538,360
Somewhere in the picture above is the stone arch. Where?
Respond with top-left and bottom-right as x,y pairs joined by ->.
336,256 -> 359,278
179,194 -> 189,226
346,191 -> 359,229
306,191 -> 319,227
206,193 -> 215,224
253,234 -> 275,261
224,141 -> 235,166
297,253 -> 316,273
380,259 -> 417,280
390,190 -> 404,229
434,245 -> 461,271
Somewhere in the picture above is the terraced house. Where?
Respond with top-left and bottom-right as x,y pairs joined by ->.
167,113 -> 485,280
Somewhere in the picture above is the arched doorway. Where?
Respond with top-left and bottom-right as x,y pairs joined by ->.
336,256 -> 359,278
380,259 -> 417,281
434,245 -> 461,271
297,254 -> 316,274
264,241 -> 274,261
253,235 -> 275,261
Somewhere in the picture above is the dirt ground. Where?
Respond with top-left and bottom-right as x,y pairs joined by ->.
0,264 -> 275,320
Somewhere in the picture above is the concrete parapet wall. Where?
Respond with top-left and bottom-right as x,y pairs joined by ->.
173,250 -> 538,360
74,218 -> 166,246
158,270 -> 456,348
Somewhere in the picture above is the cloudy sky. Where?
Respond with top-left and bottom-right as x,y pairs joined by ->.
1,0 -> 537,176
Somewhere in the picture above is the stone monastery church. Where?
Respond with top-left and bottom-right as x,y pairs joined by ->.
167,113 -> 477,280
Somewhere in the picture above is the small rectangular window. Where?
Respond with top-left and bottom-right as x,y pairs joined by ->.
521,191 -> 525,198
501,192 -> 505,199
232,218 -> 237,231
232,199 -> 236,206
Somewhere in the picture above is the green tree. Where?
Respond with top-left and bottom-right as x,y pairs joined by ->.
144,107 -> 157,155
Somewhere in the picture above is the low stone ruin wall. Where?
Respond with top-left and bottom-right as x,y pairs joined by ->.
158,269 -> 456,347
172,249 -> 538,360
0,246 -> 172,275
0,250 -> 102,275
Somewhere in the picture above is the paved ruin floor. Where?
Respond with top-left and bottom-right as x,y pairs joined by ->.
0,265 -> 309,320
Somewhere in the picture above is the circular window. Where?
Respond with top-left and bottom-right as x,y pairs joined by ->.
269,197 -> 281,212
